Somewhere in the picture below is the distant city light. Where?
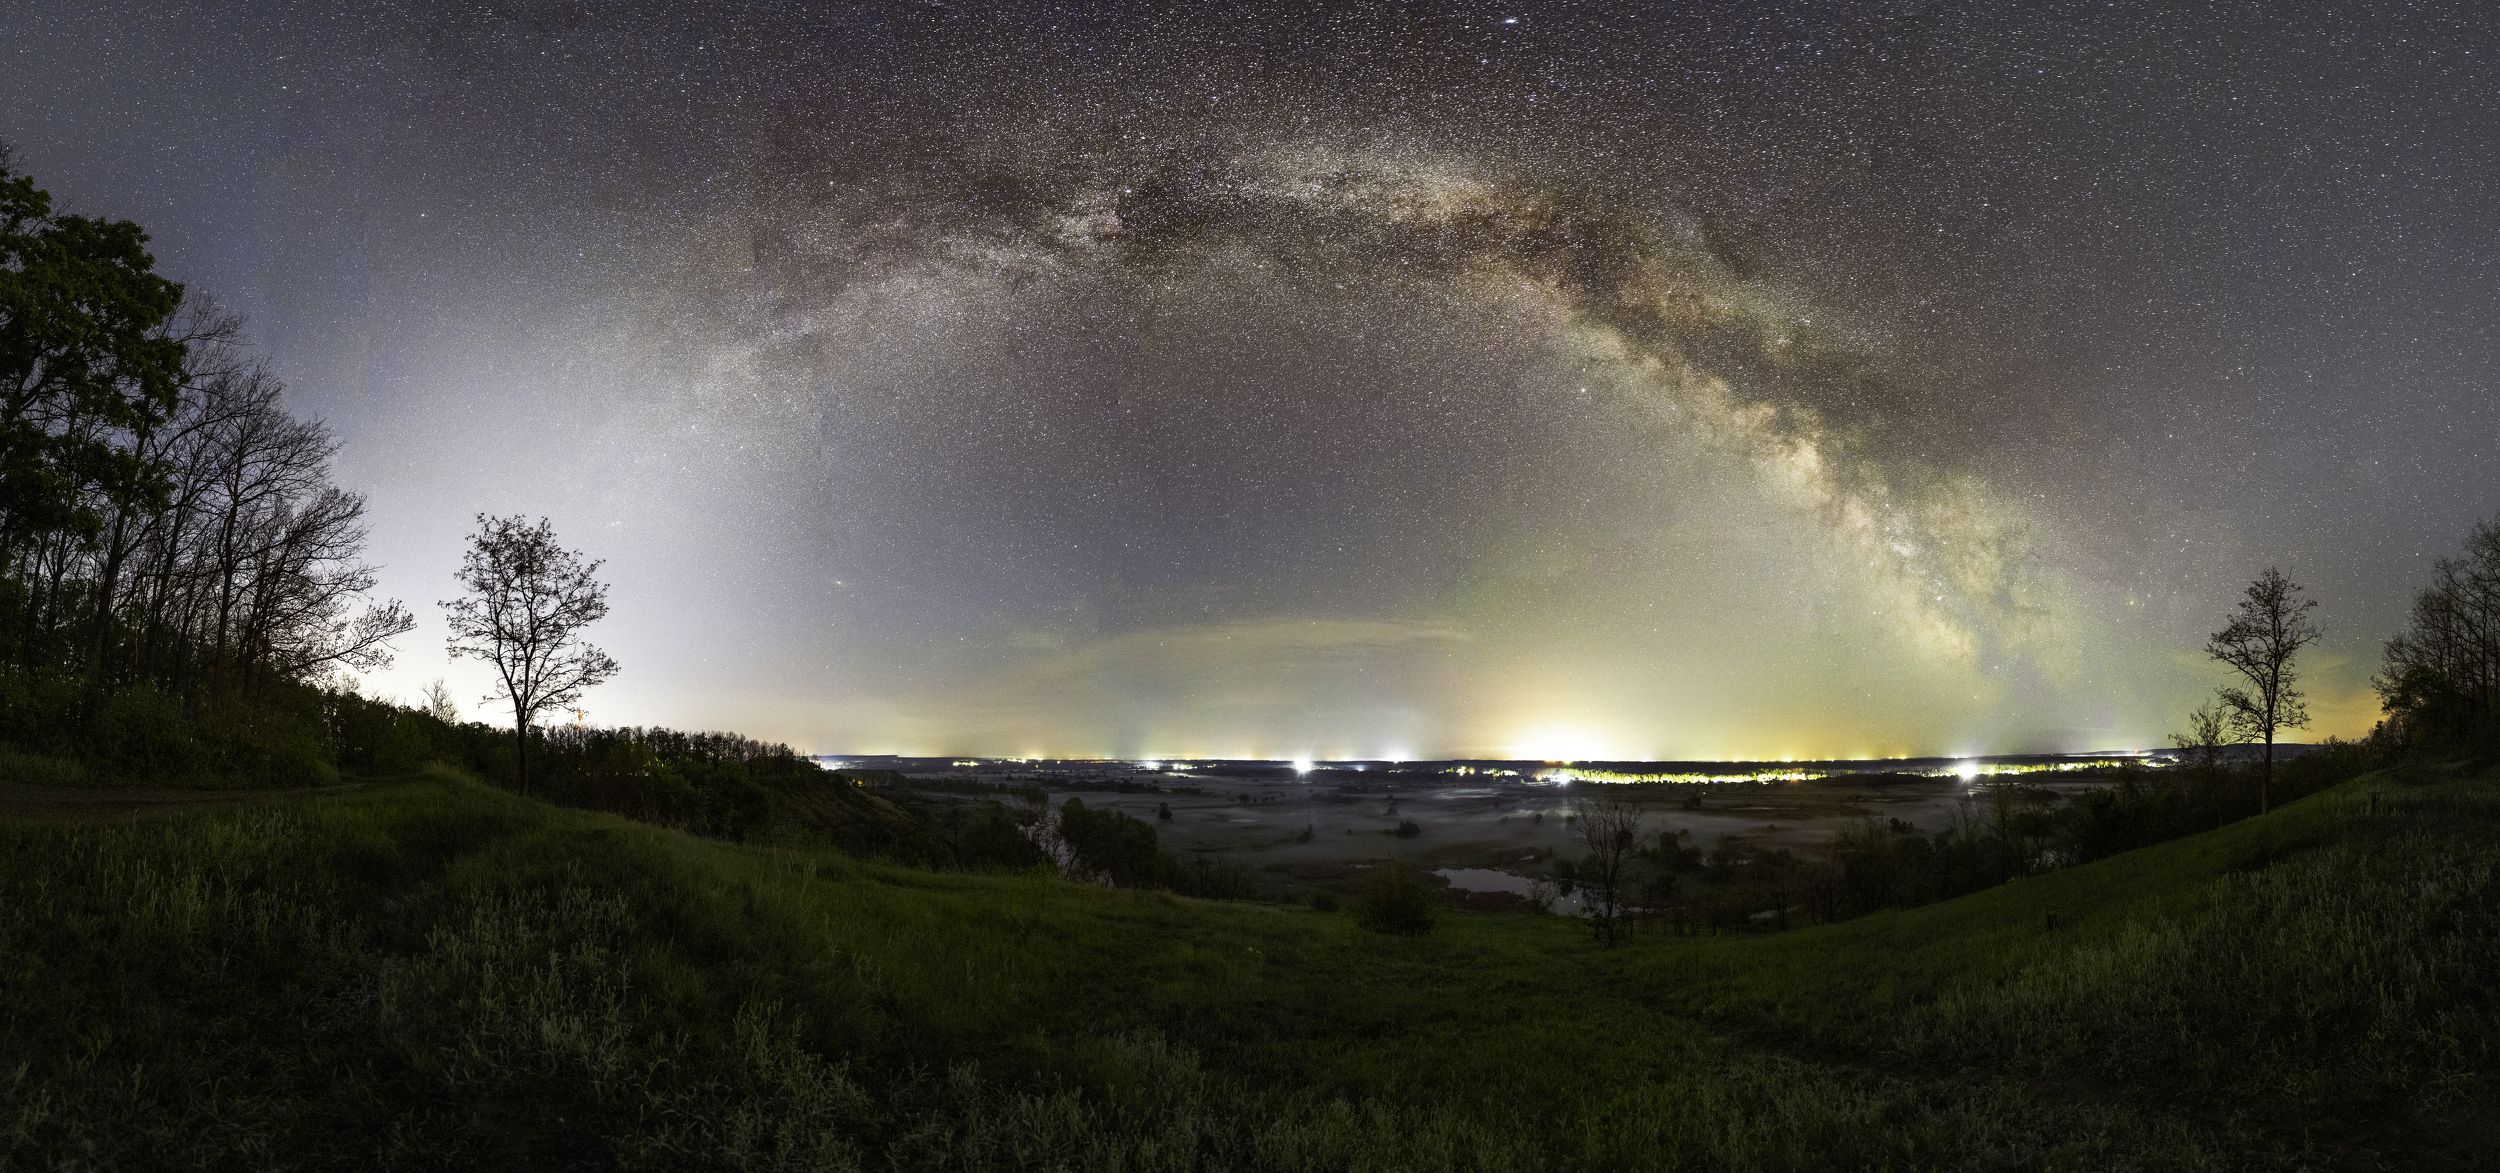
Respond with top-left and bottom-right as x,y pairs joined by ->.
1955,761 -> 1981,780
1291,757 -> 1314,776
1507,723 -> 1609,762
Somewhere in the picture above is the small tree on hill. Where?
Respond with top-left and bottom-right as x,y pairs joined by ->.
2205,567 -> 2321,812
442,515 -> 618,797
2168,697 -> 2242,826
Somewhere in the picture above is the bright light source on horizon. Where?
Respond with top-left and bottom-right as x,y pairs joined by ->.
1955,761 -> 1981,780
1291,757 -> 1314,776
1507,723 -> 1609,763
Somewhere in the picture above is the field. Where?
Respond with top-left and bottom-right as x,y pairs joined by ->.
889,764 -> 2096,899
1,761 -> 2493,1170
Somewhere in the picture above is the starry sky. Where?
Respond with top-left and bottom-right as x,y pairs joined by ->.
7,0 -> 2494,759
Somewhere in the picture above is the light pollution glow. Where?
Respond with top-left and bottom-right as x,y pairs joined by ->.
715,146 -> 2188,761
14,1 -> 2446,762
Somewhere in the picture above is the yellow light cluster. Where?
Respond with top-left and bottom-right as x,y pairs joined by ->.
1536,766 -> 1816,785
1932,757 -> 2160,780
1529,755 -> 2160,787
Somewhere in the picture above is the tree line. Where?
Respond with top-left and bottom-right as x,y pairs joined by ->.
2374,515 -> 2500,752
2,150 -> 412,750
2,150 -> 629,799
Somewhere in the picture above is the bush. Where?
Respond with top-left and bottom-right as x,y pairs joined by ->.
1353,860 -> 1436,936
251,740 -> 341,789
1308,889 -> 1340,913
954,801 -> 1049,870
1058,798 -> 1176,888
90,686 -> 206,780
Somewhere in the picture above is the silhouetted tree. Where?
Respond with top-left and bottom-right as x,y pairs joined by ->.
442,515 -> 618,796
2374,514 -> 2500,747
2205,568 -> 2321,811
0,146 -> 186,605
2168,698 -> 2238,773
2167,697 -> 2241,826
2,151 -> 410,702
1570,794 -> 1645,947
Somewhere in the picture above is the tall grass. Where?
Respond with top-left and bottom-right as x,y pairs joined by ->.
1898,817 -> 2500,1114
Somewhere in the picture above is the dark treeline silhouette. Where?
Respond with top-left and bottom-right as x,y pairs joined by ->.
2375,513 -> 2500,755
1813,743 -> 2380,922
2,151 -> 412,782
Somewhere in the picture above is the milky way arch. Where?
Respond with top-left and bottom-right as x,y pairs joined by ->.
749,140 -> 2067,677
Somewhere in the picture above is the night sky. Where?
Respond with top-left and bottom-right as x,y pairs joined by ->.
8,1 -> 2494,759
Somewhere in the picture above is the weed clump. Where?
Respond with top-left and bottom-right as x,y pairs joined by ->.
1353,860 -> 1436,936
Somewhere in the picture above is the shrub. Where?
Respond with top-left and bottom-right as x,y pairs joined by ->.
955,801 -> 1049,870
90,685 -> 205,781
1058,797 -> 1175,887
1308,889 -> 1340,912
1353,860 -> 1436,936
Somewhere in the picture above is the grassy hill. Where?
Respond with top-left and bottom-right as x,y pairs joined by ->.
1,762 -> 2492,1171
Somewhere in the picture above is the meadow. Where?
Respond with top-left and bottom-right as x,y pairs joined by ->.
1,756 -> 2493,1171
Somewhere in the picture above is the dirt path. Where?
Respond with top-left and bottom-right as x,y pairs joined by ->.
0,779 -> 390,822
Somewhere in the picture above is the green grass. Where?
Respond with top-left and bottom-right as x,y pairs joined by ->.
2,762 -> 2493,1170
0,746 -> 92,787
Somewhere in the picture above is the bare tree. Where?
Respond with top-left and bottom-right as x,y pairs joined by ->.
420,678 -> 460,725
2168,698 -> 2240,773
1569,794 -> 1646,947
2168,697 -> 2241,825
2205,568 -> 2322,812
442,515 -> 619,796
2,157 -> 407,701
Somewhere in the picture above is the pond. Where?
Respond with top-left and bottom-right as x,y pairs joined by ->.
1434,866 -> 1586,914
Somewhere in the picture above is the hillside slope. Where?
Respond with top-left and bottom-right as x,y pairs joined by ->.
1,764 -> 2491,1170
